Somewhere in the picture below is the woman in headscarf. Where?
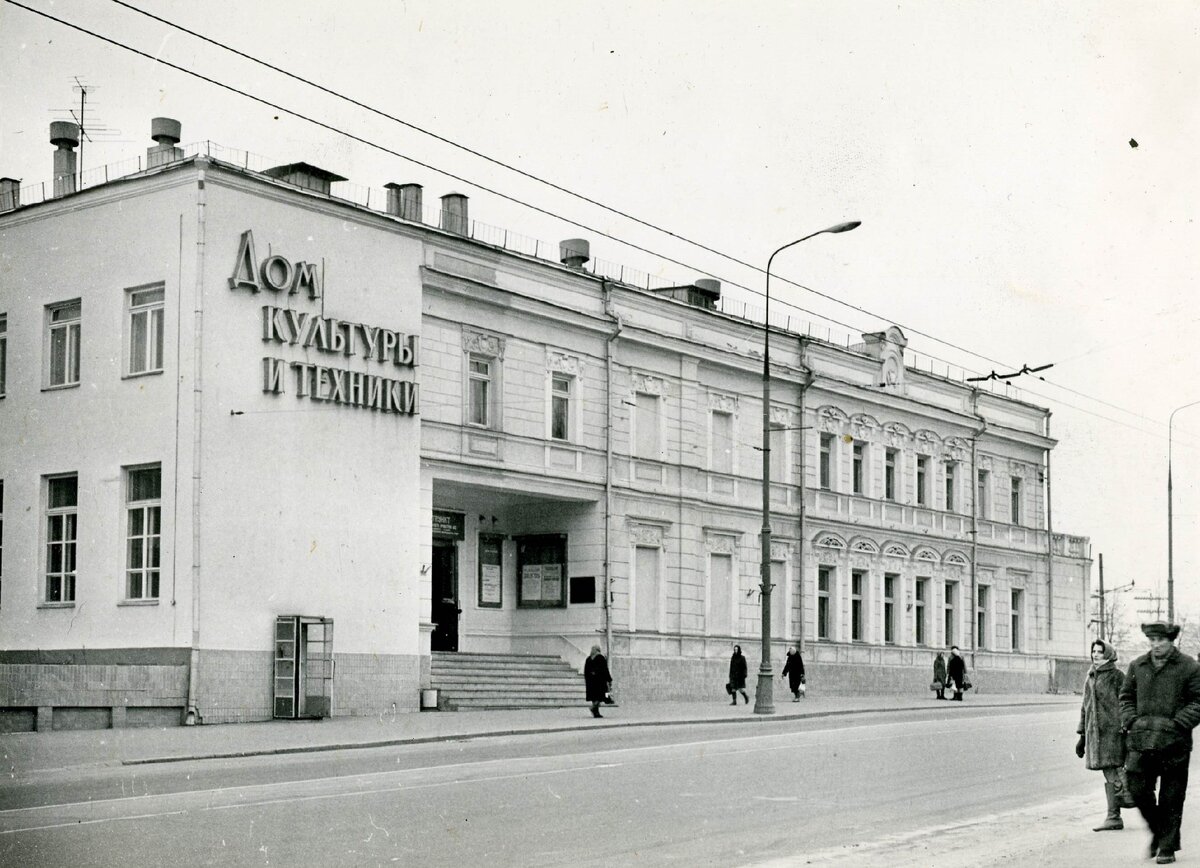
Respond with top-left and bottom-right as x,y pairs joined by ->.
583,644 -> 611,719
1077,638 -> 1135,830
728,645 -> 749,705
932,651 -> 947,700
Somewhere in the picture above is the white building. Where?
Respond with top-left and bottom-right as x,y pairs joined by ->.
0,118 -> 1091,730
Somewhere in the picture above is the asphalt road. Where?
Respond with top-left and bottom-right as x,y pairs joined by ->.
0,706 -> 1110,867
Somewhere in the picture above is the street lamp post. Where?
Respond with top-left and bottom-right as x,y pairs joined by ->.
755,220 -> 860,715
1168,399 -> 1200,623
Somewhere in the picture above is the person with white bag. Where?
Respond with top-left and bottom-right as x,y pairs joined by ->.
781,645 -> 806,701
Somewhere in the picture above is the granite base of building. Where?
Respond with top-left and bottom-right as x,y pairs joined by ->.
0,649 -> 423,730
610,645 -> 1070,703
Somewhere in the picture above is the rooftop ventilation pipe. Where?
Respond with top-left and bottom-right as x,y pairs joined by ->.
693,278 -> 721,306
147,117 -> 184,168
262,162 -> 348,196
50,121 -> 79,197
559,238 -> 591,270
384,182 -> 423,222
440,192 -> 469,236
0,178 -> 19,212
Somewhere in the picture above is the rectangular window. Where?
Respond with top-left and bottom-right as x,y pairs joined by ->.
125,465 -> 162,600
976,585 -> 989,650
711,410 -> 733,474
1010,477 -> 1022,525
634,545 -> 660,630
769,422 -> 787,483
47,300 -> 82,388
883,573 -> 897,644
817,566 -> 832,640
45,474 -> 78,603
127,285 -> 165,375
945,462 -> 957,512
884,449 -> 898,500
976,469 -> 990,519
1011,588 -> 1023,652
468,355 -> 492,427
851,570 -> 865,641
916,456 -> 928,506
915,578 -> 928,645
819,433 -> 833,489
852,443 -> 865,495
944,581 -> 958,646
0,313 -> 7,397
709,552 -> 733,636
634,392 -> 661,460
550,373 -> 572,441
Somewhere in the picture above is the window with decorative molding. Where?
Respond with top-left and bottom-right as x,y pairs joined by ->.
711,410 -> 733,474
915,577 -> 929,645
1011,588 -> 1024,652
550,372 -> 573,441
817,566 -> 833,640
851,570 -> 865,641
884,449 -> 898,501
1010,476 -> 1022,525
819,433 -> 834,489
769,422 -> 787,483
945,462 -> 957,512
634,392 -> 661,460
976,584 -> 990,650
916,456 -> 929,506
944,580 -> 958,646
467,354 -> 493,427
852,442 -> 866,495
976,469 -> 991,519
883,573 -> 897,644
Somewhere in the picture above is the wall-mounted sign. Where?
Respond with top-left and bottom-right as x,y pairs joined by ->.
432,510 -> 465,540
229,230 -> 419,417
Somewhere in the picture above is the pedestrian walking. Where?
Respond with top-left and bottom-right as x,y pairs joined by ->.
583,644 -> 612,719
1119,620 -> 1200,864
946,645 -> 968,700
932,651 -> 948,700
781,646 -> 806,701
1076,638 -> 1135,831
728,644 -> 749,705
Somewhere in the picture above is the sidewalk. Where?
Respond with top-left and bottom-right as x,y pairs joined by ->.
1,693 -> 1073,775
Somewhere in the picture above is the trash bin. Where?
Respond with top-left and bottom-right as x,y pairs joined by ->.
420,688 -> 439,710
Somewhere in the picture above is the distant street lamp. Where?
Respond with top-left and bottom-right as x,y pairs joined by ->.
755,221 -> 860,715
1168,399 -> 1200,623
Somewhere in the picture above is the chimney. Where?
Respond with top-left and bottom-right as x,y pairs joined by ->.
50,121 -> 79,198
559,238 -> 590,270
0,178 -> 20,212
440,192 -> 469,236
147,117 -> 184,168
384,182 -> 423,221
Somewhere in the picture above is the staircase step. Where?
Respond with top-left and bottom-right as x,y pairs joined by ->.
430,652 -> 593,711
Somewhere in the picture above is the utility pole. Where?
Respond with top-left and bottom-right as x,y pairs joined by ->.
1098,553 -> 1105,641
1136,591 -> 1167,621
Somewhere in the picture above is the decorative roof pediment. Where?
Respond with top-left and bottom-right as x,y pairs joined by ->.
815,533 -> 847,550
882,541 -> 910,558
913,546 -> 941,563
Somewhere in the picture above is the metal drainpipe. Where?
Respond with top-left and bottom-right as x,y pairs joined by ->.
602,281 -> 623,658
797,338 -> 812,648
969,389 -> 987,670
184,161 -> 208,725
1045,412 -> 1054,644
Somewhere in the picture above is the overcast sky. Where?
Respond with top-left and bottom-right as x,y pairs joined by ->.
2,0 -> 1197,634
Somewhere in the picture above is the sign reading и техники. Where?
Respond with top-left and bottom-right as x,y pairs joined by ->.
228,230 -> 419,416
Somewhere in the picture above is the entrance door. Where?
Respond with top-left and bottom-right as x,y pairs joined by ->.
431,542 -> 460,651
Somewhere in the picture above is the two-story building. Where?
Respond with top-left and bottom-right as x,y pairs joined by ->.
0,117 -> 1091,729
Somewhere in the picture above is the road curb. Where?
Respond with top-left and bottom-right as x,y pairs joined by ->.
121,698 -> 1073,766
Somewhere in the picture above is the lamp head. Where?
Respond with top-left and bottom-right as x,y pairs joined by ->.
826,221 -> 861,234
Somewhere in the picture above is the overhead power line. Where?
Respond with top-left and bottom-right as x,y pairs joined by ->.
6,0 -> 1189,445
101,1 -> 1175,432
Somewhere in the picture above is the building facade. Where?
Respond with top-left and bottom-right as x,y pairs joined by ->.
0,119 -> 1091,729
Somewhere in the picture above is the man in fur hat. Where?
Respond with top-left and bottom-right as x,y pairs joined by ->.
1119,621 -> 1200,864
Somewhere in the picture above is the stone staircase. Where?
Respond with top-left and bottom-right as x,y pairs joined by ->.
430,651 -> 585,710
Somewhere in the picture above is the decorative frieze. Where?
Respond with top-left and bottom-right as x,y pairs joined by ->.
462,329 -> 505,359
629,523 -> 665,547
547,350 -> 581,376
631,372 -> 665,396
709,392 -> 738,413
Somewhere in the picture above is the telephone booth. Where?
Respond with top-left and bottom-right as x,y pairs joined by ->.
273,615 -> 334,719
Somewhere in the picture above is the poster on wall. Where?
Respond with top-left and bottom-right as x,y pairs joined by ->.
478,534 -> 503,607
521,565 -> 544,602
516,534 -> 567,608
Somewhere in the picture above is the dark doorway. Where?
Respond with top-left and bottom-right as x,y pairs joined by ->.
431,542 -> 460,652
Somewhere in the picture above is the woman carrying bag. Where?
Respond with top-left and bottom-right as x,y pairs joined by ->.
728,645 -> 749,705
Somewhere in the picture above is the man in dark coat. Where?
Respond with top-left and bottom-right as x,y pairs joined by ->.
1119,621 -> 1200,864
946,646 -> 967,700
583,644 -> 611,719
781,646 -> 806,701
